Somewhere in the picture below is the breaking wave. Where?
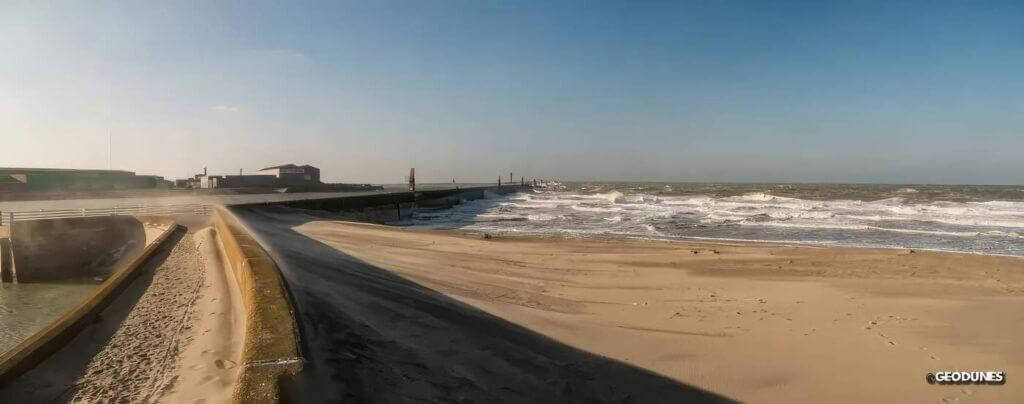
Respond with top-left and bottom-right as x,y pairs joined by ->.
411,186 -> 1024,256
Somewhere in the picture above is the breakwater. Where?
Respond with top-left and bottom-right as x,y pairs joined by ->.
235,185 -> 526,215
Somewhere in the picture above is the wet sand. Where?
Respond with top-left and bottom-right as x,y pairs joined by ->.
239,207 -> 1024,403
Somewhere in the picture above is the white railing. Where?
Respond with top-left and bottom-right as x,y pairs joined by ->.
0,203 -> 211,225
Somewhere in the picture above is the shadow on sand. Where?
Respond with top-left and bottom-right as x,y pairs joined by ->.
234,205 -> 736,403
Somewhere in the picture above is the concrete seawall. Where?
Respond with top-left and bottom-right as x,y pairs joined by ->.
204,185 -> 524,400
211,206 -> 302,402
0,218 -> 179,386
9,216 -> 147,282
0,186 -> 524,399
237,185 -> 525,214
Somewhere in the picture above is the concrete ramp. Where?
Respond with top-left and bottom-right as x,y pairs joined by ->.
9,216 -> 146,283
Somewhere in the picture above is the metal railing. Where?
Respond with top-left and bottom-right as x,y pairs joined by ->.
0,203 -> 211,225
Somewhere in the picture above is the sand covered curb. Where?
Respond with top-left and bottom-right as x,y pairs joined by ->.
0,217 -> 178,386
212,206 -> 302,402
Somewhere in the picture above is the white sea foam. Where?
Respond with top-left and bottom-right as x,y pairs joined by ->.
527,213 -> 562,221
412,189 -> 1024,256
594,191 -> 623,203
473,214 -> 527,222
614,194 -> 659,204
570,204 -> 623,213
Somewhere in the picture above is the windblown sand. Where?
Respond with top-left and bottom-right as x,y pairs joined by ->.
67,233 -> 206,402
282,218 -> 1023,403
157,227 -> 244,403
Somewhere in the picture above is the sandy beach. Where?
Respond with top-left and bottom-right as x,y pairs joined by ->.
239,207 -> 1024,403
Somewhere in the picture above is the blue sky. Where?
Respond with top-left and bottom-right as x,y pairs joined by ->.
1,1 -> 1022,184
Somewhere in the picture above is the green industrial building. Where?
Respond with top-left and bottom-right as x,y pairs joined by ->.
0,167 -> 170,192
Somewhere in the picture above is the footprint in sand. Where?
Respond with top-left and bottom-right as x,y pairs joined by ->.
214,359 -> 237,369
940,389 -> 973,404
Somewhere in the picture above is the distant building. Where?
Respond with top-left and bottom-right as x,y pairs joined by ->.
0,167 -> 168,192
219,175 -> 277,188
260,164 -> 321,186
172,163 -> 380,192
199,175 -> 218,189
138,175 -> 172,188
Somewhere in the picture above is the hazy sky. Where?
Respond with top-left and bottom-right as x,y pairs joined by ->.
2,1 -> 1022,184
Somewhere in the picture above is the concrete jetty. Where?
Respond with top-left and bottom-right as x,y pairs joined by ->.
235,184 -> 528,216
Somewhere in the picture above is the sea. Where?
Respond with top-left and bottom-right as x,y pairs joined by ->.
408,182 -> 1024,257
